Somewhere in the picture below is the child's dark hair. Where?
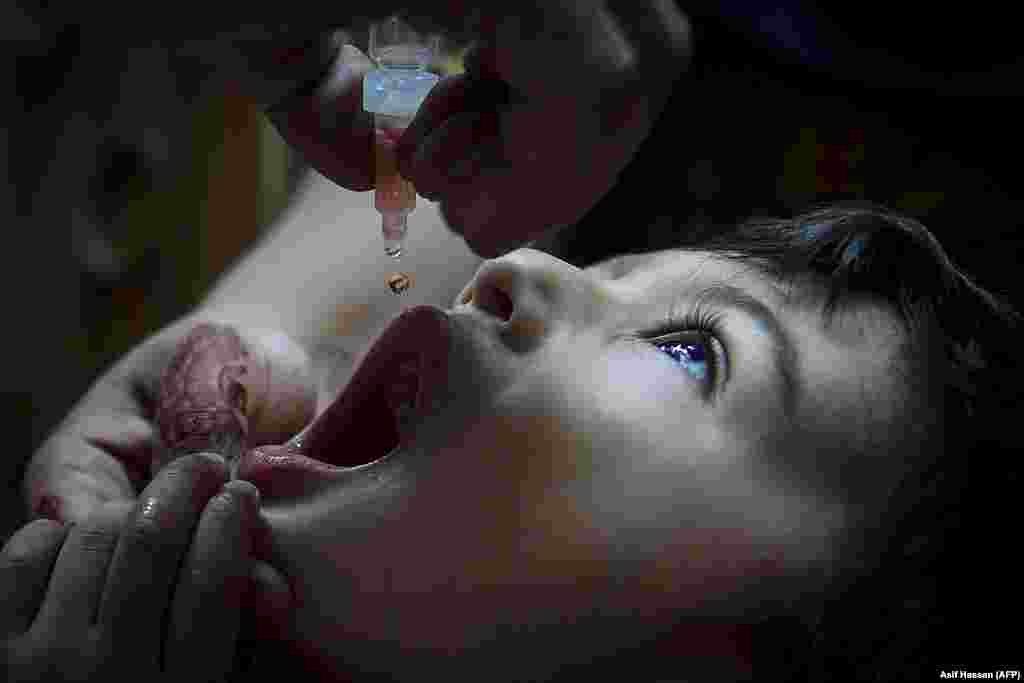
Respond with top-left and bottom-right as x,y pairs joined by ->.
701,202 -> 1021,679
544,201 -> 1023,679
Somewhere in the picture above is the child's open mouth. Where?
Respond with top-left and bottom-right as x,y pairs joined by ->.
236,306 -> 452,494
319,348 -> 421,465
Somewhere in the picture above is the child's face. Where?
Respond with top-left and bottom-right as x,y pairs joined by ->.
242,248 -> 919,679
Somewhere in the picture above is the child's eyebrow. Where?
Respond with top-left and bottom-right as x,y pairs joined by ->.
686,283 -> 804,422
586,253 -> 654,278
600,251 -> 804,419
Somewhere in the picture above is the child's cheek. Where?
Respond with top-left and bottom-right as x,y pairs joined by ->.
396,407 -> 794,641
412,351 -> 770,582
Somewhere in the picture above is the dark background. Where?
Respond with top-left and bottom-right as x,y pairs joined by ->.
561,7 -> 1023,293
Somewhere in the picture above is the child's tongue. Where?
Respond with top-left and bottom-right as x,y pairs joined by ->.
299,306 -> 450,468
302,358 -> 407,467
388,358 -> 421,438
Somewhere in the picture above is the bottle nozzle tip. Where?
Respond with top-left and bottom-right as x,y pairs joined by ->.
381,209 -> 410,241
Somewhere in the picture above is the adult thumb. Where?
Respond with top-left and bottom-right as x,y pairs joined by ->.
246,560 -> 293,621
240,509 -> 293,637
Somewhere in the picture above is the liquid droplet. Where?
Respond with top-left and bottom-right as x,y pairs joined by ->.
388,271 -> 413,294
385,244 -> 403,259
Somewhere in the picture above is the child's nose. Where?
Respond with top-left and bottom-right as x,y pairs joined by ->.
457,248 -> 608,351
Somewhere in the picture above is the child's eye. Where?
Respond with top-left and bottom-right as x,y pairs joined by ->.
627,303 -> 729,398
649,331 -> 726,396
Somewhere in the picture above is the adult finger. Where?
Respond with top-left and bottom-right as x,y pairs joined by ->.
95,453 -> 227,668
35,500 -> 134,633
268,43 -> 376,192
394,67 -> 507,177
244,505 -> 293,624
0,519 -> 68,638
246,560 -> 293,622
164,480 -> 260,679
437,92 -> 647,257
402,106 -> 504,206
394,74 -> 469,194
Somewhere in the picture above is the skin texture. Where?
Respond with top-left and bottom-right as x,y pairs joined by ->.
154,323 -> 318,477
2,455 -> 260,682
240,247 -> 922,681
155,323 -> 250,475
267,2 -> 692,257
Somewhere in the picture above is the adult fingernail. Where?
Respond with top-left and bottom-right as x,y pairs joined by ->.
250,560 -> 292,613
224,481 -> 260,527
224,479 -> 260,510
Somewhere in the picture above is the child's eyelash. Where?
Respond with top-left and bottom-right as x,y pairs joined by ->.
621,302 -> 729,395
646,302 -> 726,340
620,301 -> 726,343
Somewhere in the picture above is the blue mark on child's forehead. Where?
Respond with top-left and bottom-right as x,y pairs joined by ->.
841,236 -> 866,265
800,222 -> 830,240
752,318 -> 771,337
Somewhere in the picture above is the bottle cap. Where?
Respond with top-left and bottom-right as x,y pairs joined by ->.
363,16 -> 442,117
369,16 -> 440,69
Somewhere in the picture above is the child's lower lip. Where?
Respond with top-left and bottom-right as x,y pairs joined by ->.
236,447 -> 345,498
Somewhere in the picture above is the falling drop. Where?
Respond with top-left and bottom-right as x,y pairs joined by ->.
387,271 -> 413,294
385,243 -> 403,259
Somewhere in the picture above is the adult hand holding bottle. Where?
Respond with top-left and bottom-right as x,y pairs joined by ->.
268,2 -> 692,257
394,2 -> 692,257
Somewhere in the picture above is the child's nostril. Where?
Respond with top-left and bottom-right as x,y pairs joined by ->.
475,283 -> 515,321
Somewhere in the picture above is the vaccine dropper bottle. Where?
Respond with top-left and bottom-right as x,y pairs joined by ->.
363,16 -> 441,260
